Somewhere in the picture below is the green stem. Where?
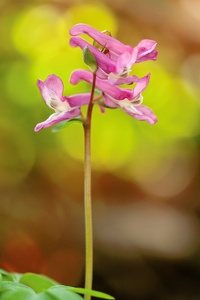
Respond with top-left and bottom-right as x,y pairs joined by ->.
83,73 -> 96,300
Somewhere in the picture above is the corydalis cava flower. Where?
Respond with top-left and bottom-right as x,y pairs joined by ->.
35,23 -> 158,132
34,74 -> 91,132
70,69 -> 157,124
70,23 -> 158,84
33,23 -> 158,300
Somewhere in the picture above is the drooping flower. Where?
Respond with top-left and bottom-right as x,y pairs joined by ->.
70,23 -> 158,83
70,70 -> 158,124
34,74 -> 90,132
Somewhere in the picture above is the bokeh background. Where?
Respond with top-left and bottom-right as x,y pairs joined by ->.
0,0 -> 200,299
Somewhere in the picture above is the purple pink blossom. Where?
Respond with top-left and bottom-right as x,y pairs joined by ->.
70,69 -> 157,124
35,23 -> 158,131
70,23 -> 158,84
34,74 -> 90,132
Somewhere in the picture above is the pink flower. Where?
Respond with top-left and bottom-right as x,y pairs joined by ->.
35,24 -> 158,131
70,70 -> 157,124
34,74 -> 90,132
70,23 -> 158,83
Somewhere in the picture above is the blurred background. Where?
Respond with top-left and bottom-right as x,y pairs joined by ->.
0,0 -> 200,299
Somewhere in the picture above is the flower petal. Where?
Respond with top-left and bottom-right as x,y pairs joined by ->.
122,105 -> 158,124
115,51 -> 132,74
133,74 -> 150,99
103,95 -> 119,108
109,74 -> 142,85
70,69 -> 134,100
136,39 -> 158,62
34,108 -> 81,132
109,74 -> 150,98
70,37 -> 116,74
67,93 -> 91,107
37,74 -> 65,104
116,47 -> 138,73
136,50 -> 158,63
70,23 -> 127,54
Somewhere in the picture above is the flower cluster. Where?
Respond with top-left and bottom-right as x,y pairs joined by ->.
35,23 -> 158,132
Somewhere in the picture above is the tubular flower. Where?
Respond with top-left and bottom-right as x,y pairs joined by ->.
35,23 -> 158,131
70,70 -> 158,124
34,74 -> 91,132
70,23 -> 158,83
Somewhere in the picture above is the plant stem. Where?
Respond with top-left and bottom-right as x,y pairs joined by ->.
83,73 -> 96,300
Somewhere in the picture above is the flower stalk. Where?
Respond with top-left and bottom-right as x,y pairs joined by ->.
83,73 -> 96,300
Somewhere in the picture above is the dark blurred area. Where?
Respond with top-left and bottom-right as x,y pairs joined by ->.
0,0 -> 200,299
